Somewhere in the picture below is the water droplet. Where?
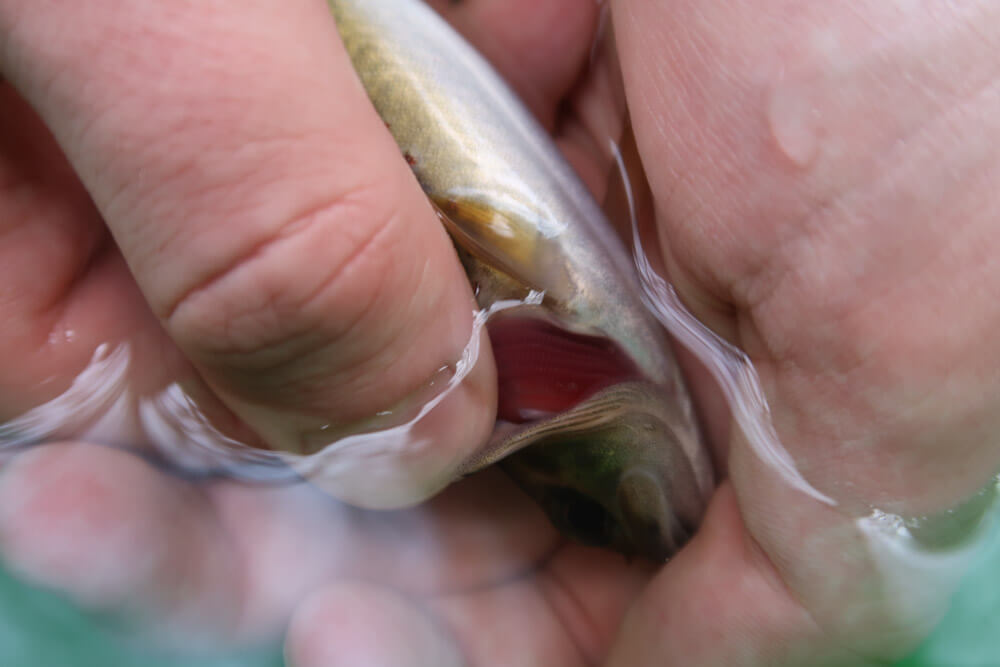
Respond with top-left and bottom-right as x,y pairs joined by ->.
768,81 -> 820,167
46,326 -> 77,346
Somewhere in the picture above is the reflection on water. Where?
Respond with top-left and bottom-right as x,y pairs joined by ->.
609,136 -> 834,508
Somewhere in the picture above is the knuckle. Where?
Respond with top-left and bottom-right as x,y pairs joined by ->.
166,182 -> 406,386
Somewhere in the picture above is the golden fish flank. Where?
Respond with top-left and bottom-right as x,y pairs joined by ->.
328,0 -> 713,561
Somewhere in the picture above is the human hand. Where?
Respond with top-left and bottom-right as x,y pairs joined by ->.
603,0 -> 1000,664
0,0 -> 660,664
2,0 -> 997,666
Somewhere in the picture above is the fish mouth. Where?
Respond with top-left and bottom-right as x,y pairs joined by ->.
482,311 -> 705,561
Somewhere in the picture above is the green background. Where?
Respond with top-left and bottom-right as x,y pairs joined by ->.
0,512 -> 997,667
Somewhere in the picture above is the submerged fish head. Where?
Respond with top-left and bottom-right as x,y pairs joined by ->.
490,378 -> 706,562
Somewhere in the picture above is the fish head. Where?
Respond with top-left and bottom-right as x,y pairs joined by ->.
487,378 -> 707,562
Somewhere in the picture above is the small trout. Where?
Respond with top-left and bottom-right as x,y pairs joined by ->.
328,0 -> 713,560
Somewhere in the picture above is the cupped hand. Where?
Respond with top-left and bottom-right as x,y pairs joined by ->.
0,0 -> 653,664
606,0 -> 1000,664
1,0 -> 999,666
0,0 -> 499,501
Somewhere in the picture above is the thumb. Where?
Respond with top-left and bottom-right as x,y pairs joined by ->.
0,0 -> 496,506
606,479 -> 971,666
606,484 -> 879,666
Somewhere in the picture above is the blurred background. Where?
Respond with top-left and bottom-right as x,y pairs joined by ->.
0,507 -> 996,666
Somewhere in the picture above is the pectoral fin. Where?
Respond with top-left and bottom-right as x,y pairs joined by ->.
433,196 -> 573,304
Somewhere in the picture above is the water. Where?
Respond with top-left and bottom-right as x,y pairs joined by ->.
898,508 -> 1000,666
0,1 -> 995,663
0,567 -> 281,666
1,533 -> 998,667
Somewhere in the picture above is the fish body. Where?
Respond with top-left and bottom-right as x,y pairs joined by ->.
329,0 -> 712,559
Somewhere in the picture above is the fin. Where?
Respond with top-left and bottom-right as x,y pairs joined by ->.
460,381 -> 661,472
432,196 -> 573,302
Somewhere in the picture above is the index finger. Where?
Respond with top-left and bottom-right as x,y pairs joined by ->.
0,0 -> 497,506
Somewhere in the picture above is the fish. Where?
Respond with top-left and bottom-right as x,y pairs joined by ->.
328,0 -> 713,560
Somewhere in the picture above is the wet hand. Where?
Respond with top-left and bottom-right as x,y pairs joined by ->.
0,0 -> 497,506
1,0 -> 996,665
606,1 -> 1000,664
0,0 -> 654,664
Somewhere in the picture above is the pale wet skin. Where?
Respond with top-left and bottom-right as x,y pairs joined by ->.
0,1 -> 999,666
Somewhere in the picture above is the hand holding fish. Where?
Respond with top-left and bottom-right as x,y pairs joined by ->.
0,1 -> 998,666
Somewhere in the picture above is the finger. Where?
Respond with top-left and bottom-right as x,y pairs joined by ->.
285,582 -> 464,667
0,1 -> 497,503
430,577 -> 582,666
612,2 -> 999,657
533,545 -> 654,661
426,545 -> 651,666
606,484 -> 892,667
612,0 -> 1000,512
0,443 -> 246,648
607,472 -> 984,667
206,468 -> 556,611
614,0 -> 1000,539
0,79 -> 186,421
428,0 -> 601,127
727,441 -> 979,662
335,469 -> 557,594
0,76 -> 251,451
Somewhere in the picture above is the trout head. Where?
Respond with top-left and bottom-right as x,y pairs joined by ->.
497,381 -> 707,561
